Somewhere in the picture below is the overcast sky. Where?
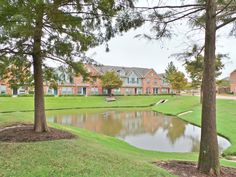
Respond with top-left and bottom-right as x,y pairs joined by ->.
86,1 -> 236,80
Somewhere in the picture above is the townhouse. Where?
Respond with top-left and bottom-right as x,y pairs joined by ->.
0,80 -> 12,95
1,64 -> 173,96
44,64 -> 173,96
230,69 -> 236,93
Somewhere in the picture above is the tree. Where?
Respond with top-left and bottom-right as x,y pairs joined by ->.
0,57 -> 33,95
133,0 -> 236,175
171,71 -> 187,93
184,54 -> 224,102
0,0 -> 134,132
165,62 -> 187,93
198,0 -> 220,174
101,71 -> 123,96
165,61 -> 177,84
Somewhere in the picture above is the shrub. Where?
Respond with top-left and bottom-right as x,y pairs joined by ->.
44,94 -> 55,97
0,94 -> 12,97
18,94 -> 34,97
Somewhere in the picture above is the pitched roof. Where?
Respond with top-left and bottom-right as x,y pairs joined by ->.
157,73 -> 166,79
92,65 -> 152,78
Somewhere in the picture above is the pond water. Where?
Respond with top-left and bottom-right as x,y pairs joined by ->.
47,109 -> 231,153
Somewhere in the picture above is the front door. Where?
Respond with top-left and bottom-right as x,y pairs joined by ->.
134,88 -> 137,95
54,89 -> 58,96
83,87 -> 87,95
13,88 -> 18,95
153,88 -> 158,94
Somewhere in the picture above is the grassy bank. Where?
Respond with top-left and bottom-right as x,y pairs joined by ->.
153,96 -> 236,156
0,96 -> 236,176
0,96 -> 164,113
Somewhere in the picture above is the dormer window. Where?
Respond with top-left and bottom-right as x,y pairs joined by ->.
131,78 -> 135,83
117,69 -> 125,76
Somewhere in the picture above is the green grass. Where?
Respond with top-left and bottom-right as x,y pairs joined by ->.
153,96 -> 236,156
0,95 -> 236,177
0,96 -> 164,112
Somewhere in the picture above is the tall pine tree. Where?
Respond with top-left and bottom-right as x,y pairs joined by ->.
0,0 -> 136,132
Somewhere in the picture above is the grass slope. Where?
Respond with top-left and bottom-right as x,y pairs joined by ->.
154,96 -> 236,156
0,96 -> 236,177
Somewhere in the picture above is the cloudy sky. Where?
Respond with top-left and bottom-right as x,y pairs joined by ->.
86,1 -> 236,80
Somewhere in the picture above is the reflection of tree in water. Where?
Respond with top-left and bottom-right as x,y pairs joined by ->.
118,111 -> 164,138
99,113 -> 123,136
189,135 -> 200,152
50,111 -> 189,145
165,118 -> 187,144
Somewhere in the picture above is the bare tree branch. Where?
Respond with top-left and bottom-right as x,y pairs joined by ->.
216,16 -> 236,30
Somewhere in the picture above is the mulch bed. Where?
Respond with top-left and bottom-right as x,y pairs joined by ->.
0,124 -> 76,142
156,160 -> 236,177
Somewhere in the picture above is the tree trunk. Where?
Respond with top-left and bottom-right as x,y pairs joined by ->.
32,5 -> 48,132
200,84 -> 203,104
198,0 -> 220,175
108,88 -> 112,97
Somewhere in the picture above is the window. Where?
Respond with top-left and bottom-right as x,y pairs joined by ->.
0,85 -> 6,94
91,87 -> 99,95
18,87 -> 26,94
126,88 -> 133,94
146,88 -> 151,94
154,79 -> 158,85
62,87 -> 73,95
147,79 -> 150,84
103,89 -> 108,94
153,88 -> 158,94
127,78 -> 129,84
137,78 -> 139,84
137,88 -> 142,94
131,78 -> 135,83
47,88 -> 54,95
77,87 -> 83,95
161,88 -> 167,93
114,88 -> 121,95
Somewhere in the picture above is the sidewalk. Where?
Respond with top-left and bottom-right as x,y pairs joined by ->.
216,95 -> 236,100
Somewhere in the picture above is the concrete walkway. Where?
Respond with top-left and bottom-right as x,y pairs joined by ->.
191,94 -> 236,100
216,95 -> 236,100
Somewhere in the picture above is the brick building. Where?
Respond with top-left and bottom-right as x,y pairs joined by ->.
44,64 -> 173,96
230,70 -> 236,93
0,80 -> 11,95
1,64 -> 173,96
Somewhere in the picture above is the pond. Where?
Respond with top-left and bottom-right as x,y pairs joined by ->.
47,109 -> 231,153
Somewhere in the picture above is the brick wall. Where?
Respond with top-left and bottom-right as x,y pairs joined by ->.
230,70 -> 236,93
142,69 -> 162,94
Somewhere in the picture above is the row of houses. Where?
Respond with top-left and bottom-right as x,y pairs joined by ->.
230,70 -> 236,93
0,64 -> 173,96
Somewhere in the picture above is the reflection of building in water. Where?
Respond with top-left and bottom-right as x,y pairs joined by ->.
47,110 -> 230,153
48,110 -> 186,142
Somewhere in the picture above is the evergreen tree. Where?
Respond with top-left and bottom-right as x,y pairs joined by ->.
134,0 -> 236,174
0,0 -> 135,132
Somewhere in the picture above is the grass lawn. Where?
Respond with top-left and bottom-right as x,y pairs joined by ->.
0,95 -> 236,176
0,96 -> 165,113
153,96 -> 236,156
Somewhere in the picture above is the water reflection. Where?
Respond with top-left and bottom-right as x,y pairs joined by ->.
47,109 -> 230,153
